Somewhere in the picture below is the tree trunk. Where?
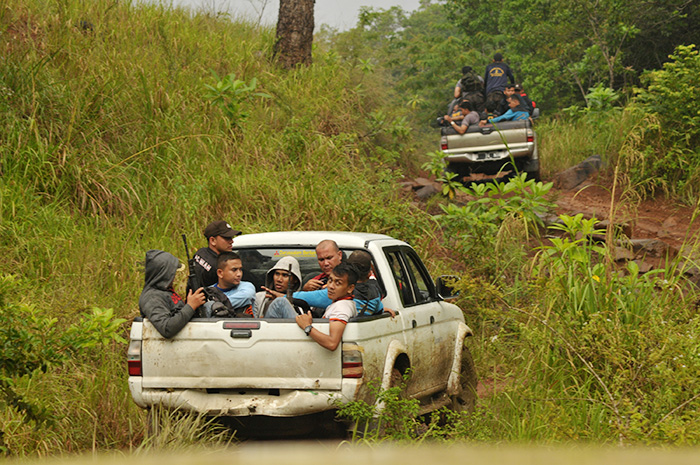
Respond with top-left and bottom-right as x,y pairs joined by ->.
274,0 -> 314,69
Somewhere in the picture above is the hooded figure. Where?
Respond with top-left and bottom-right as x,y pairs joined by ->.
253,256 -> 302,318
139,249 -> 199,338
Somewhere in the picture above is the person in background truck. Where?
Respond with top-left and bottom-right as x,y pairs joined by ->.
252,256 -> 302,318
302,239 -> 343,291
139,249 -> 206,338
295,263 -> 359,351
211,251 -> 256,314
444,100 -> 480,135
514,83 -> 535,115
484,53 -> 515,116
191,220 -> 242,289
479,95 -> 530,127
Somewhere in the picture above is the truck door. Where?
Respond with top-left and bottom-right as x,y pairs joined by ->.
383,247 -> 456,397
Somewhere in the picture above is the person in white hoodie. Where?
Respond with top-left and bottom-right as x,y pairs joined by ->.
253,256 -> 302,318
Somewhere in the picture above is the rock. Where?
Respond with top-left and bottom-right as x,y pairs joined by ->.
597,219 -> 633,238
414,177 -> 434,187
629,238 -> 671,257
553,154 -> 603,190
416,184 -> 440,200
632,259 -> 654,273
613,246 -> 635,261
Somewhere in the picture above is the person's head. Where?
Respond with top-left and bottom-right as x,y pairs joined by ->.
347,250 -> 372,282
316,240 -> 342,275
514,83 -> 523,92
503,84 -> 516,97
327,263 -> 358,302
267,256 -> 301,293
217,251 -> 243,288
458,99 -> 474,113
508,95 -> 521,109
204,220 -> 241,255
493,52 -> 503,62
461,66 -> 472,74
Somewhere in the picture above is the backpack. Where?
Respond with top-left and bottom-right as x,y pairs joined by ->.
194,287 -> 254,318
459,72 -> 483,93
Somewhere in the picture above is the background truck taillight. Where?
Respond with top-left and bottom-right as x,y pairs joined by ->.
342,345 -> 363,378
440,136 -> 448,151
127,340 -> 142,376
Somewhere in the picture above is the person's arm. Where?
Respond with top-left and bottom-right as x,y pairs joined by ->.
293,288 -> 333,309
145,289 -> 204,338
296,312 -> 346,351
450,120 -> 468,134
490,109 -> 514,123
303,279 -> 324,291
507,66 -> 515,84
454,85 -> 461,99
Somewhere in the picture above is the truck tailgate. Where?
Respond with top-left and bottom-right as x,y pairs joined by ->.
140,319 -> 342,390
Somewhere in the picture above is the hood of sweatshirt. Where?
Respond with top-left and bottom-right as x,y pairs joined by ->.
143,249 -> 181,291
265,255 -> 302,293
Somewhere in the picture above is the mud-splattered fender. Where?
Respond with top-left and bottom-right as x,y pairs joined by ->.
446,322 -> 473,395
379,339 -> 409,392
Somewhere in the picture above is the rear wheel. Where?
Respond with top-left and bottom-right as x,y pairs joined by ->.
449,347 -> 477,413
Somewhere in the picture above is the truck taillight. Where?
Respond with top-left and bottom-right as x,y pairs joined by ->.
527,135 -> 534,143
127,340 -> 142,376
440,136 -> 448,151
342,346 -> 363,378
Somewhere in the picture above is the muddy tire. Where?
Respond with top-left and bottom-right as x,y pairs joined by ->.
449,347 -> 477,413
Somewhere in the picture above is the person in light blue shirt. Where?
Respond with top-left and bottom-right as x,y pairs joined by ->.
210,251 -> 255,313
480,95 -> 529,126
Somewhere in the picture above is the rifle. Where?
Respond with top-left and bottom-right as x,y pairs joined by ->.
182,234 -> 201,295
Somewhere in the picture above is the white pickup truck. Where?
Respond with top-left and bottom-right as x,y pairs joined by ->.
128,231 -> 476,435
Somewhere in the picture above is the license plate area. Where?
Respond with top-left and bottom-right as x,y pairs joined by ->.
476,151 -> 508,160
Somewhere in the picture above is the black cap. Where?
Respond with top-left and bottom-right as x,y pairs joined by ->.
494,52 -> 503,61
514,83 -> 523,91
203,220 -> 241,239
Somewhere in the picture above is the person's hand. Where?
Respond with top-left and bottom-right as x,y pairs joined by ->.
444,115 -> 453,122
262,286 -> 284,299
296,311 -> 313,329
384,308 -> 396,318
187,288 -> 206,310
479,120 -> 487,127
303,279 -> 324,291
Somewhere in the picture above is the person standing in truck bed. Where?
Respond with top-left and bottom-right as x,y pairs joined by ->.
484,53 -> 515,115
191,220 -> 241,289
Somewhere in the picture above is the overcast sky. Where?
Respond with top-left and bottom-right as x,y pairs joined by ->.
164,0 -> 422,31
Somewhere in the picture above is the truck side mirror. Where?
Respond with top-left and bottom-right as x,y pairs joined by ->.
435,275 -> 460,300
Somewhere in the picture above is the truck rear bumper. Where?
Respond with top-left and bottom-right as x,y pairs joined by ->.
129,377 -> 360,417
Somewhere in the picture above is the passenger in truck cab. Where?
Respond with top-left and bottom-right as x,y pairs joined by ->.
479,95 -> 530,126
252,256 -> 302,318
302,239 -> 343,291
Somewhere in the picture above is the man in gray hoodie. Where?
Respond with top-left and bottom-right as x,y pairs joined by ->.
253,256 -> 302,318
139,249 -> 205,338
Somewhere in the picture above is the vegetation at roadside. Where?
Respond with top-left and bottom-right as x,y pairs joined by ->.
2,0 -> 700,455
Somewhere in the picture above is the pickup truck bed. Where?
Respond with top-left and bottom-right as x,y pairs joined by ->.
440,119 -> 539,180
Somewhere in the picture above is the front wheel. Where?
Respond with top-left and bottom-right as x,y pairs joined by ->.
449,346 -> 478,413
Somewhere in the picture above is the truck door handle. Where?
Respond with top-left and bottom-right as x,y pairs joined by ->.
412,320 -> 417,328
430,316 -> 435,325
230,329 -> 252,339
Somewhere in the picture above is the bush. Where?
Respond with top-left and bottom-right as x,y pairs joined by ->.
618,44 -> 700,202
